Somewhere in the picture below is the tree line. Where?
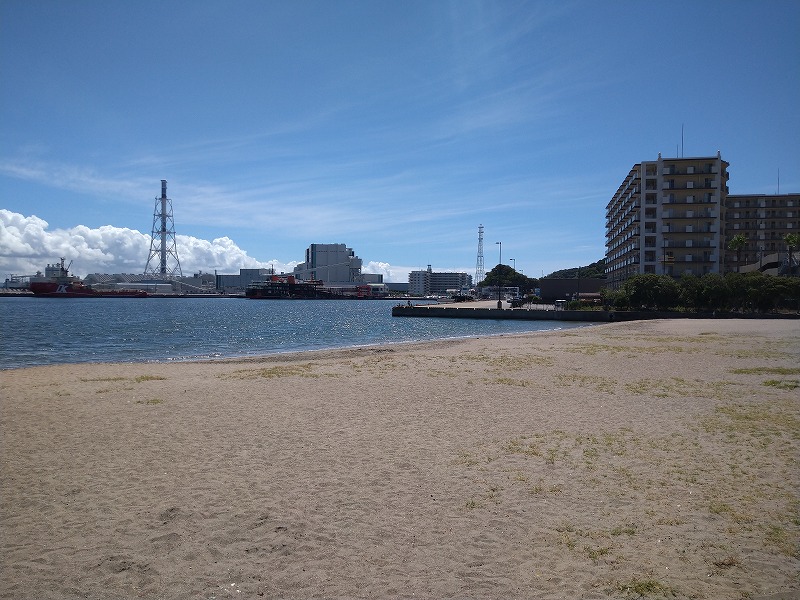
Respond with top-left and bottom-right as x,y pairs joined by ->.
601,272 -> 800,313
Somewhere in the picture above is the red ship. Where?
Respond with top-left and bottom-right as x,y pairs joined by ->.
29,258 -> 149,298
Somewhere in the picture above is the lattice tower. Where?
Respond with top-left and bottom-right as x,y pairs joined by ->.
144,180 -> 182,277
475,224 -> 485,284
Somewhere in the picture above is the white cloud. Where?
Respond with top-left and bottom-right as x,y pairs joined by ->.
362,261 -> 411,284
0,210 -> 441,284
0,210 -> 293,278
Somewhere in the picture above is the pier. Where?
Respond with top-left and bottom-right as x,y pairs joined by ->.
392,300 -> 626,322
391,300 -> 799,322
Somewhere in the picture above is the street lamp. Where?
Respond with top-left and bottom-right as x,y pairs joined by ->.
495,242 -> 502,309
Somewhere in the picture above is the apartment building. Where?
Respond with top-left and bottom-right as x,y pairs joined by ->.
605,153 -> 730,288
724,193 -> 800,268
408,265 -> 472,296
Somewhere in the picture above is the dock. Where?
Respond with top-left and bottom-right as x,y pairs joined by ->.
391,300 -> 799,322
391,300 -> 625,322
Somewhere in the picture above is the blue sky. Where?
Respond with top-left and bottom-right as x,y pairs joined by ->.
1,0 -> 798,281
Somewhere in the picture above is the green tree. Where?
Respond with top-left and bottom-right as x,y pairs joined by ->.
698,273 -> 729,311
727,234 -> 747,273
544,259 -> 606,279
678,273 -> 703,310
600,287 -> 629,310
723,272 -> 750,312
784,233 -> 800,276
622,274 -> 679,310
745,273 -> 779,312
481,264 -> 538,294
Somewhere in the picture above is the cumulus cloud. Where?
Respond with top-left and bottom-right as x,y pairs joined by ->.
1,210 -> 420,283
362,261 -> 411,284
0,210 -> 294,278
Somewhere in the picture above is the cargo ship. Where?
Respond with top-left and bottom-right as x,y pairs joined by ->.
29,258 -> 149,298
245,274 -> 386,299
245,275 -> 346,299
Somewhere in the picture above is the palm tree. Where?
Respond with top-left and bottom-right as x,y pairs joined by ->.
727,234 -> 747,273
784,233 -> 800,276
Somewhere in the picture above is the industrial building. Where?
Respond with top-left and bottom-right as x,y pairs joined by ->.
408,265 -> 472,296
292,243 -> 382,286
214,268 -> 276,294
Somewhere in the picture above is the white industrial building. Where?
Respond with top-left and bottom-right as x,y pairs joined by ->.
292,243 -> 382,286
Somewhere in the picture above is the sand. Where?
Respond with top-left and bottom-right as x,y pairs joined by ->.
1,319 -> 798,599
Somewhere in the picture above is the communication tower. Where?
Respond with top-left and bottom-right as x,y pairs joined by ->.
475,224 -> 485,284
144,180 -> 182,277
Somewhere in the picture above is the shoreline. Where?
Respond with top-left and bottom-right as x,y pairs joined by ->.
1,320 -> 592,372
2,319 -> 798,599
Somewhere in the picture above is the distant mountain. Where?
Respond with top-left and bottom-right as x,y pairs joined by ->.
543,259 -> 605,279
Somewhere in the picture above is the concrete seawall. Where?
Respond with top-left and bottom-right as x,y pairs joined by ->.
391,305 -> 628,322
391,305 -> 800,322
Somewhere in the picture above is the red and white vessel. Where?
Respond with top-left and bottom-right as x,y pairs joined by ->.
29,258 -> 148,298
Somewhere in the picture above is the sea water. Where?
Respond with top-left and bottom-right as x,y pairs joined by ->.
0,297 -> 586,369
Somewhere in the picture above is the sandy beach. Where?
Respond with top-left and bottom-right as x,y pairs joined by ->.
1,319 -> 798,599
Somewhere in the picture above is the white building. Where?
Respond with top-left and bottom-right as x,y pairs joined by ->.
605,153 -> 730,288
408,265 -> 473,296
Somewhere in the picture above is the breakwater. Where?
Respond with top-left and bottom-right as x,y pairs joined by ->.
392,305 -> 625,322
391,304 -> 800,322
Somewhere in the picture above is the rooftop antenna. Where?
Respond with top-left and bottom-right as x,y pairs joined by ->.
681,123 -> 684,158
778,168 -> 780,194
144,180 -> 182,277
475,224 -> 485,284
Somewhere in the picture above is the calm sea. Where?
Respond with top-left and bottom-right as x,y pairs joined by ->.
0,297 -> 586,370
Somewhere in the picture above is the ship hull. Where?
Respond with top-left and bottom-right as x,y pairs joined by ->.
30,282 -> 148,298
246,282 -> 343,300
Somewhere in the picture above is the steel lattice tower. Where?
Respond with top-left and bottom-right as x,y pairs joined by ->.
144,180 -> 182,277
475,224 -> 485,284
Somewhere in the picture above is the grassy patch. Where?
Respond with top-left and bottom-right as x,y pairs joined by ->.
485,376 -> 530,387
709,500 -> 754,524
222,364 -> 317,379
610,524 -> 638,536
763,379 -> 799,390
505,438 -> 541,456
454,451 -> 479,467
555,373 -> 617,394
706,402 -> 800,439
730,366 -> 800,375
425,368 -> 460,378
80,376 -> 127,382
460,352 -> 553,369
135,398 -> 164,405
134,375 -> 166,382
565,343 -> 633,356
625,377 -> 737,400
615,577 -> 678,598
765,524 -> 800,558
583,544 -> 611,561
